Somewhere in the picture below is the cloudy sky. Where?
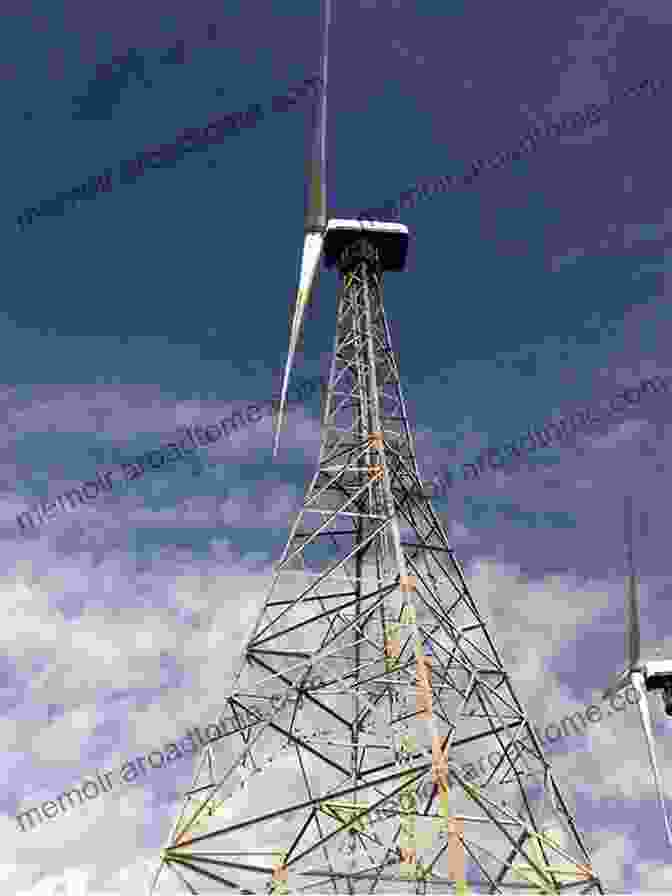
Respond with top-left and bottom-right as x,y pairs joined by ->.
2,0 -> 672,892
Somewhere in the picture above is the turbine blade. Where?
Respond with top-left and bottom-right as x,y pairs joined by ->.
274,0 -> 330,458
632,671 -> 672,847
624,496 -> 641,668
626,572 -> 641,668
273,233 -> 324,457
304,0 -> 330,232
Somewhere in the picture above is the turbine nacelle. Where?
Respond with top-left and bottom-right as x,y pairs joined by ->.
322,219 -> 409,271
643,659 -> 672,715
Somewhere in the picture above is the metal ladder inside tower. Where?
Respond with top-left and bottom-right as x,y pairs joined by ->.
369,426 -> 470,892
384,574 -> 469,892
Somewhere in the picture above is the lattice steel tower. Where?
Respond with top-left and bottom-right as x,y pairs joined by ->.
149,2 -> 604,892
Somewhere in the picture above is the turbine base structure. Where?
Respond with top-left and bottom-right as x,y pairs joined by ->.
150,234 -> 604,894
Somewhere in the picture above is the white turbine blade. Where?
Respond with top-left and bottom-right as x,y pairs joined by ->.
632,671 -> 672,847
273,233 -> 324,457
625,570 -> 641,668
274,0 -> 330,458
603,497 -> 642,700
304,0 -> 330,232
624,496 -> 641,668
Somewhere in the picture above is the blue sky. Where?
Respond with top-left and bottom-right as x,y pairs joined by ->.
2,0 -> 672,892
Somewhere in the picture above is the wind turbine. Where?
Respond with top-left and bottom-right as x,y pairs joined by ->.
149,3 -> 602,890
602,495 -> 672,846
